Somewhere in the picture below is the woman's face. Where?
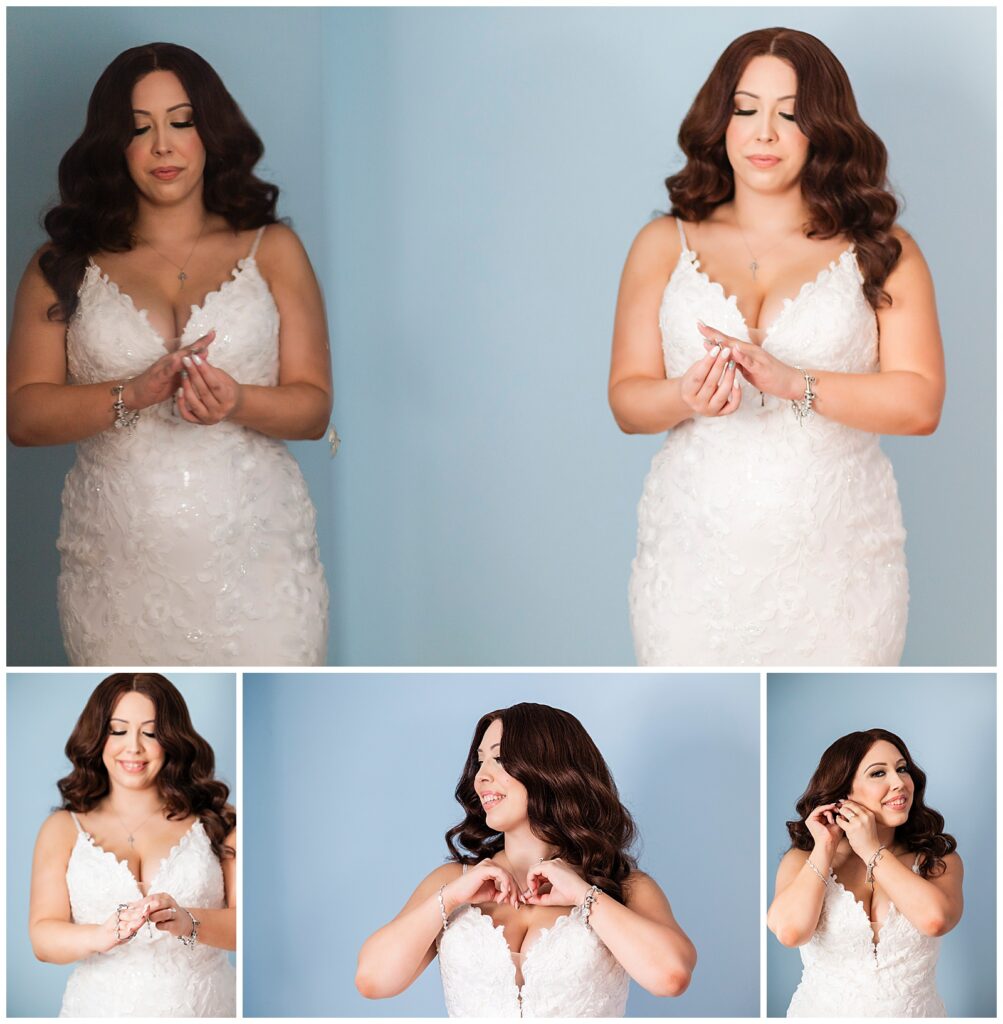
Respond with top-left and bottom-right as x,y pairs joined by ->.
125,70 -> 206,206
724,55 -> 810,197
102,691 -> 165,791
847,739 -> 914,827
473,718 -> 529,833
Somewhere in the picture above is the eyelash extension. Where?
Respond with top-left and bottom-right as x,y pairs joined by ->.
132,120 -> 195,137
108,729 -> 157,738
732,108 -> 797,122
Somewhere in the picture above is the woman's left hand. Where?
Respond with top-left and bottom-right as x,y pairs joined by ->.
834,799 -> 881,861
523,858 -> 591,908
140,892 -> 194,940
176,349 -> 243,425
697,321 -> 803,401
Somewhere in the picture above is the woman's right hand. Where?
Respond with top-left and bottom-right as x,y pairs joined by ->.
679,337 -> 742,417
441,860 -> 520,914
121,331 -> 215,411
804,802 -> 843,856
91,900 -> 144,953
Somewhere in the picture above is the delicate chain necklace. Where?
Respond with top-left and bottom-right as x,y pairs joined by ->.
135,217 -> 207,288
735,221 -> 804,280
110,805 -> 165,847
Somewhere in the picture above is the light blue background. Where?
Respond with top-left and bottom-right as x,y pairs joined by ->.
766,673 -> 996,1017
8,8 -> 995,667
244,672 -> 760,1017
5,672 -> 237,1018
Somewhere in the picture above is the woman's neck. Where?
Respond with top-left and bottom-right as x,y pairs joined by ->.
132,189 -> 208,246
500,823 -> 559,888
103,785 -> 165,822
729,184 -> 808,236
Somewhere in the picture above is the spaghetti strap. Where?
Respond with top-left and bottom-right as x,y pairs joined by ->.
68,811 -> 84,833
675,217 -> 690,252
248,225 -> 267,260
912,852 -> 922,872
461,863 -> 468,875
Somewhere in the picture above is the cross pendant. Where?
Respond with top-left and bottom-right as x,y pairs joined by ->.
178,271 -> 187,284
127,835 -> 136,847
749,260 -> 759,280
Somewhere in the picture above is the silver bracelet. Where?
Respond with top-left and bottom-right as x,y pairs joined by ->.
804,857 -> 830,887
791,366 -> 816,424
111,383 -> 140,430
865,845 -> 886,887
177,907 -> 200,949
437,885 -> 450,931
580,884 -> 601,930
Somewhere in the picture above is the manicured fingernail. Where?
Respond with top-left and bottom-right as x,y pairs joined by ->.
176,387 -> 183,398
193,354 -> 202,365
182,356 -> 193,367
180,369 -> 189,379
728,360 -> 735,370
709,345 -> 721,357
721,346 -> 731,359
697,319 -> 707,328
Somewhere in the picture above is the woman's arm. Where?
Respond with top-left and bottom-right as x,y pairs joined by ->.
869,850 -> 963,937
7,252 -> 213,446
180,225 -> 332,439
587,871 -> 696,997
29,812 -> 118,963
609,218 -> 740,434
355,863 -> 463,999
706,229 -> 945,435
766,848 -> 832,947
139,827 -> 237,951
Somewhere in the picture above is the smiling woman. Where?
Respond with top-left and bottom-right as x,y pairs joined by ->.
6,42 -> 331,666
767,728 -> 962,1016
609,27 -> 945,667
28,672 -> 236,1017
355,703 -> 696,1017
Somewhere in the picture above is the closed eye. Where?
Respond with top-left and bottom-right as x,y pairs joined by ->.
732,108 -> 797,122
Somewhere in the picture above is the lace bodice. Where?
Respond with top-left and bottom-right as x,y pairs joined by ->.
629,219 -> 908,666
57,226 -> 328,666
788,863 -> 944,1017
437,903 -> 629,1017
60,814 -> 235,1017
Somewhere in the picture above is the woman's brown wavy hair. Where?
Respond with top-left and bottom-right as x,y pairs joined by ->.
58,673 -> 235,861
786,728 -> 956,878
445,703 -> 637,903
666,27 -> 901,308
40,41 -> 279,322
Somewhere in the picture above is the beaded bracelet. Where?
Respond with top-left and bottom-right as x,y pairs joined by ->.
791,366 -> 817,424
111,383 -> 140,430
804,858 -> 830,887
580,885 -> 601,931
178,908 -> 200,950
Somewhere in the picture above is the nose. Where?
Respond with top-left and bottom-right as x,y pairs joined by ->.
150,128 -> 172,157
755,111 -> 778,143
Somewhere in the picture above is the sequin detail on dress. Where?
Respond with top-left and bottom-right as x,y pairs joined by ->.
58,227 -> 329,665
629,220 -> 908,666
59,816 -> 235,1017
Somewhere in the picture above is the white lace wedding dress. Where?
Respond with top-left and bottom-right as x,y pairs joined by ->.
630,219 -> 908,665
57,226 -> 328,665
787,857 -> 945,1017
60,812 -> 235,1017
437,879 -> 629,1016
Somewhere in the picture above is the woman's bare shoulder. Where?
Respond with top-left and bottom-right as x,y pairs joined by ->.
35,809 -> 79,848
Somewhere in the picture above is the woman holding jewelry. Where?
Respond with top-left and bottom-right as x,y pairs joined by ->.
7,42 -> 330,665
28,673 -> 236,1017
767,728 -> 962,1016
609,28 -> 944,665
355,702 -> 696,1017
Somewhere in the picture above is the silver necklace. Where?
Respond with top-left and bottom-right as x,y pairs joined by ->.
111,805 -> 164,847
735,222 -> 803,280
135,217 -> 207,287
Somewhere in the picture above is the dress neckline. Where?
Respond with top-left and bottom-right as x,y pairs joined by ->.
87,256 -> 260,353
674,244 -> 856,339
73,818 -> 202,890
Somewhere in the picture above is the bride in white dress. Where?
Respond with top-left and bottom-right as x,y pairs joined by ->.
768,729 -> 962,1017
609,28 -> 945,666
355,703 -> 696,1017
28,673 -> 236,1017
8,42 -> 330,666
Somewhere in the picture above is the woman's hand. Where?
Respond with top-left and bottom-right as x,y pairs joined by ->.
441,860 -> 521,912
175,348 -> 243,426
130,892 -> 193,940
679,335 -> 742,418
523,858 -> 591,908
697,321 -> 802,401
804,802 -> 843,858
123,331 -> 216,411
91,902 -> 144,953
834,799 -> 881,861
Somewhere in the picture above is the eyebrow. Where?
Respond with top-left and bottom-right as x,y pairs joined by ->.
132,102 -> 193,115
864,759 -> 906,771
734,91 -> 796,101
475,742 -> 501,754
110,717 -> 156,724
